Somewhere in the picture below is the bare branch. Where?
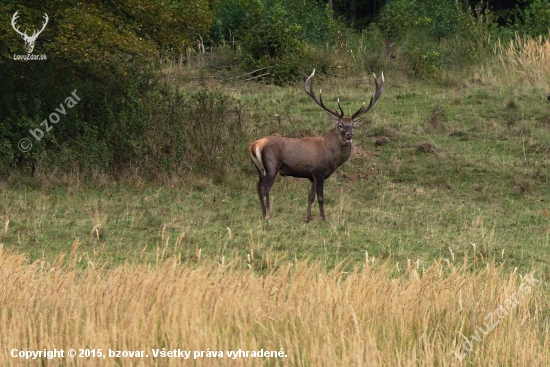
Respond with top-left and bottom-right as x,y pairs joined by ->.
241,73 -> 270,82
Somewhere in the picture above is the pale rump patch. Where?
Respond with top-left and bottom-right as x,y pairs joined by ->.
249,138 -> 268,177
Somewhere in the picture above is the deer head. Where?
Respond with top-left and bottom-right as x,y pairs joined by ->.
303,69 -> 384,145
11,11 -> 49,54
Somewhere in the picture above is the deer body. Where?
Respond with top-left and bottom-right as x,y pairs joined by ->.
251,130 -> 351,178
250,69 -> 384,221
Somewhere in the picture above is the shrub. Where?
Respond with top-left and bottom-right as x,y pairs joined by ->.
0,0 -> 215,177
181,89 -> 248,180
242,2 -> 303,60
112,87 -> 248,181
378,0 -> 497,78
209,0 -> 257,44
2,79 -> 249,182
210,0 -> 337,84
509,0 -> 550,37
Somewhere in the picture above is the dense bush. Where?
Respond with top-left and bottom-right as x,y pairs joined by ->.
509,0 -> 550,37
378,0 -> 496,78
209,0 -> 253,45
0,0 -> 214,177
208,0 -> 501,81
211,0 -> 335,46
210,0 -> 338,83
140,88 -> 249,181
1,82 -> 248,181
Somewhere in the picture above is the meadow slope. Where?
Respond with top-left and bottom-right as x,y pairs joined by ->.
2,35 -> 550,366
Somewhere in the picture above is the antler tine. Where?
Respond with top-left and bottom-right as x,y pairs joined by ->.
304,69 -> 343,119
351,72 -> 385,120
336,98 -> 344,117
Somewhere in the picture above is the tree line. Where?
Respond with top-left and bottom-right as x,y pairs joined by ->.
1,0 -> 549,178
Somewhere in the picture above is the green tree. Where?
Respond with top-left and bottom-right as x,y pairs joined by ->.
209,0 -> 337,84
510,0 -> 550,36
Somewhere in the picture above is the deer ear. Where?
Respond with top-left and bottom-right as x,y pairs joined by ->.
353,118 -> 365,127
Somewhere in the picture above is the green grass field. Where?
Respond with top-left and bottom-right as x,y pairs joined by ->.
2,75 -> 549,277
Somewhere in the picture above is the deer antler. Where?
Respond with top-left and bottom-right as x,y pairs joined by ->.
351,72 -> 385,120
304,69 -> 344,119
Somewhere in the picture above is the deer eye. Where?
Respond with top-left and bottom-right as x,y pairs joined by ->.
338,123 -> 343,128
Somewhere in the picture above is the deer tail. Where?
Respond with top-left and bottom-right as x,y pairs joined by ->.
249,139 -> 267,177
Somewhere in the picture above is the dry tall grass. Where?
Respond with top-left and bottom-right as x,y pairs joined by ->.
0,246 -> 547,366
479,33 -> 550,90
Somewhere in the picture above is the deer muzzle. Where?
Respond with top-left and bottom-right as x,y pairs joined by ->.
344,132 -> 353,143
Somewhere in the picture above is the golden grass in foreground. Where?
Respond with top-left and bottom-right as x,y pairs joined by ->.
0,247 -> 547,366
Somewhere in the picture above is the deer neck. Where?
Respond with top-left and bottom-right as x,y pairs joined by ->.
326,127 -> 352,167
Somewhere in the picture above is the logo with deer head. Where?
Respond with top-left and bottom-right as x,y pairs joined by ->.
11,11 -> 49,54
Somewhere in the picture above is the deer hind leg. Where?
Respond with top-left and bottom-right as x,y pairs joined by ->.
256,174 -> 267,219
260,172 -> 277,220
254,170 -> 274,220
253,164 -> 277,220
250,143 -> 270,219
305,179 -> 316,223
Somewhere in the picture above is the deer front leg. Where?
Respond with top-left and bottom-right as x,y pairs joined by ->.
315,176 -> 326,221
305,179 -> 316,223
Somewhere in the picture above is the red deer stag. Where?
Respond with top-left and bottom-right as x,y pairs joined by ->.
249,69 -> 384,221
